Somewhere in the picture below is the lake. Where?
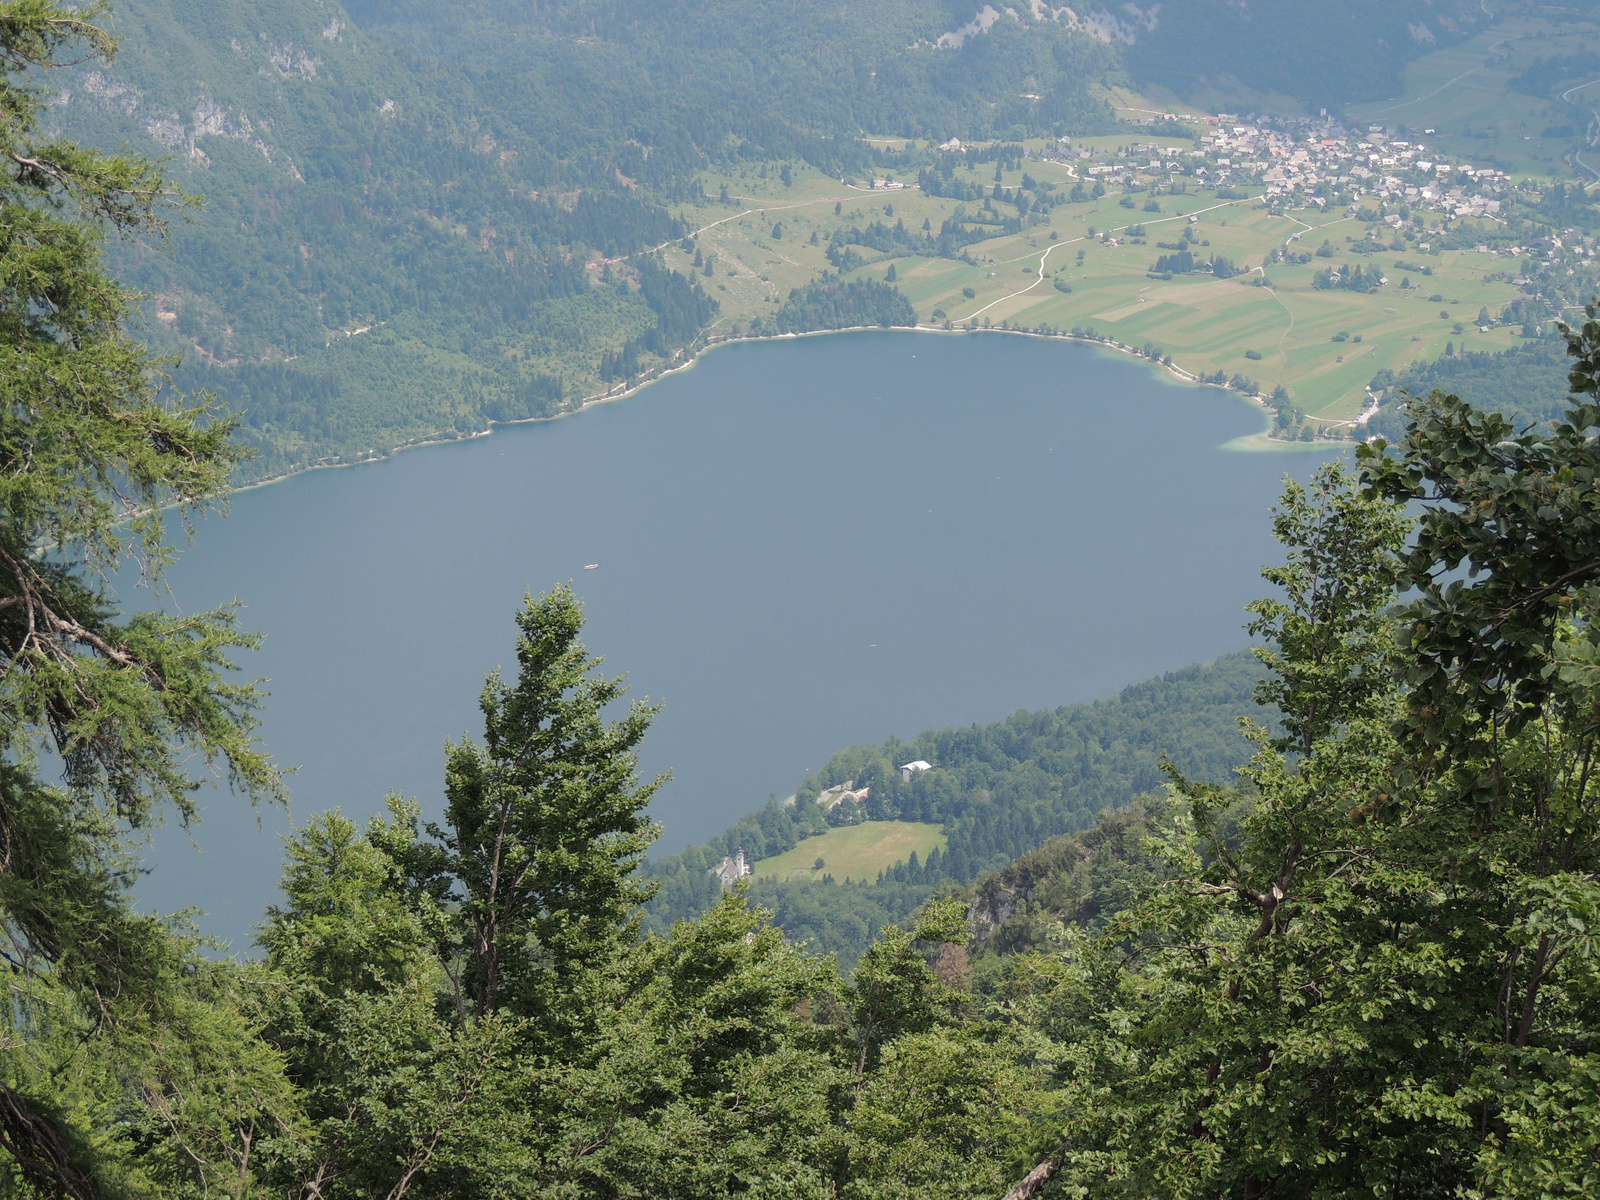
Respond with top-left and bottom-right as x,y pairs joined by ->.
136,330 -> 1320,948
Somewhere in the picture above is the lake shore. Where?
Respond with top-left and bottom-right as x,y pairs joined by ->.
234,321 -> 1320,496
150,328 -> 1307,943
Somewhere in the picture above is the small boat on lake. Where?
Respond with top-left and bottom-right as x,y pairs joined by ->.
583,563 -> 600,570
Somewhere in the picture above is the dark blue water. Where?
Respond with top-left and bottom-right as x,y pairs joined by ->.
134,331 -> 1317,948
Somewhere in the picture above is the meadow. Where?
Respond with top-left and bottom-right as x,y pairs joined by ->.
751,821 -> 946,885
1345,8 -> 1600,182
665,151 -> 1525,431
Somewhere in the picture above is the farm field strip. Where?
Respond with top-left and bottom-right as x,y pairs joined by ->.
676,138 -> 1531,426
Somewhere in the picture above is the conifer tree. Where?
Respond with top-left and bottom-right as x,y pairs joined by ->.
419,586 -> 664,1033
0,4 -> 286,1193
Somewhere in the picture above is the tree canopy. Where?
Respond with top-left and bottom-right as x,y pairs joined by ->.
997,316 -> 1600,1197
6,5 -> 1600,1197
0,4 -> 284,1193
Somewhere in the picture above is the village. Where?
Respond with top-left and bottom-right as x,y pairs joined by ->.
931,111 -> 1596,265
674,92 -> 1600,447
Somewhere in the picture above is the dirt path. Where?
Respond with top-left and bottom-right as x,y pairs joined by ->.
962,196 -> 1254,321
1358,32 -> 1521,119
1279,212 -> 1357,249
607,189 -> 923,266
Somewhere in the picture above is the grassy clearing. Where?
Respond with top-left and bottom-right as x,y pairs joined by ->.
752,821 -> 945,885
667,159 -> 1524,428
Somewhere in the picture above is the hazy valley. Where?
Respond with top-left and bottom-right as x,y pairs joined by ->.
4,1 -> 1600,1196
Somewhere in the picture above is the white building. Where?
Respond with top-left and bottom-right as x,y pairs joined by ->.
816,780 -> 872,811
714,849 -> 751,888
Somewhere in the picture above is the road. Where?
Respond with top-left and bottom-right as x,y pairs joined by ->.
609,187 -> 924,268
1560,77 -> 1600,187
961,197 -> 1254,321
1357,32 -> 1520,118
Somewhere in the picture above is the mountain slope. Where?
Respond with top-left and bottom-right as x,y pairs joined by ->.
47,0 -> 1131,478
643,651 -> 1267,967
49,0 -> 704,478
44,0 -> 1500,479
1114,0 -> 1488,111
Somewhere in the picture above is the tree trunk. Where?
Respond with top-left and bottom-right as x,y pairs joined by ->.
0,1082 -> 101,1200
1000,1150 -> 1065,1200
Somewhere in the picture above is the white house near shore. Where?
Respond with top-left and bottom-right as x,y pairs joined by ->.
899,760 -> 933,783
816,780 -> 872,811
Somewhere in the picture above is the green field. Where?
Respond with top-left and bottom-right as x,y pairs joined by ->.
752,821 -> 946,884
1346,8 -> 1600,182
669,157 -> 1523,432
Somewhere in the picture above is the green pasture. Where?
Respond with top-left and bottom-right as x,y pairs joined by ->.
679,157 -> 1526,423
1346,10 -> 1600,181
752,821 -> 946,884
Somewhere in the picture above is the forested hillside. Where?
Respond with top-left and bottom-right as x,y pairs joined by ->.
354,0 -> 1486,127
48,0 -> 718,479
1117,0 -> 1486,109
962,793 -> 1190,960
343,0 -> 1120,144
37,0 -> 1504,482
45,0 -> 1126,479
643,652 -> 1265,965
1367,336 -> 1574,441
